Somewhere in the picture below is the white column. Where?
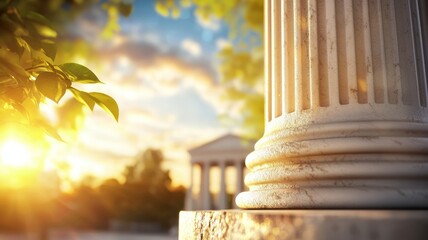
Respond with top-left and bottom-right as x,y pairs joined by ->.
201,162 -> 211,210
185,163 -> 194,210
236,0 -> 428,209
233,161 -> 244,208
235,161 -> 243,194
218,161 -> 227,209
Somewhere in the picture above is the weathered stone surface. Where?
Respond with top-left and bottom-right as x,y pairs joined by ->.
179,210 -> 428,240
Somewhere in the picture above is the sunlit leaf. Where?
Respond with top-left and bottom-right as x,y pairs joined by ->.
59,63 -> 101,83
35,72 -> 66,103
16,37 -> 31,58
0,32 -> 23,56
69,87 -> 95,110
155,2 -> 169,17
0,14 -> 28,36
0,48 -> 29,79
34,120 -> 63,142
23,11 -> 53,29
31,22 -> 57,38
56,98 -> 86,131
101,5 -> 120,39
40,39 -> 56,60
89,92 -> 119,121
11,103 -> 29,120
4,86 -> 25,103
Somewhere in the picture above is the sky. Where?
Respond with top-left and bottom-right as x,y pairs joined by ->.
47,0 -> 240,189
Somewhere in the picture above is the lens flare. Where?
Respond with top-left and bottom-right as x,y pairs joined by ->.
0,140 -> 32,168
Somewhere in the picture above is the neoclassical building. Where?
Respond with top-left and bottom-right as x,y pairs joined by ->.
185,134 -> 253,210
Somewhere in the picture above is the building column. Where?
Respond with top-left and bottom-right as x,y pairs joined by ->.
235,161 -> 243,194
236,0 -> 428,208
185,163 -> 194,210
218,161 -> 227,209
233,161 -> 244,208
201,162 -> 211,210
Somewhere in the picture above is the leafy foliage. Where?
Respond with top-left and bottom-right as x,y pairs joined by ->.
0,0 -> 122,141
155,0 -> 265,139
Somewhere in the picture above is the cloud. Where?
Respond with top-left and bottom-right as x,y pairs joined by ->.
94,38 -> 218,95
57,32 -> 237,187
181,38 -> 202,57
195,13 -> 221,31
216,38 -> 231,50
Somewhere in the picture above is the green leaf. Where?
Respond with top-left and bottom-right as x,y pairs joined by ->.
40,39 -> 57,60
69,87 -> 95,110
0,1 -> 10,12
89,92 -> 119,121
11,103 -> 29,120
35,72 -> 66,103
59,63 -> 101,84
34,120 -> 63,142
23,11 -> 53,29
31,22 -> 57,38
0,48 -> 29,79
119,3 -> 133,17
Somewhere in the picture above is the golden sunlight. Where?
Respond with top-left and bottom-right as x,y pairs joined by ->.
0,140 -> 32,168
0,126 -> 50,189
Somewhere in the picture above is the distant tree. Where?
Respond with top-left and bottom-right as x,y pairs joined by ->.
155,0 -> 264,139
102,149 -> 185,228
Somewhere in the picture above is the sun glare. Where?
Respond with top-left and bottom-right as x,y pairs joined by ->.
0,140 -> 32,168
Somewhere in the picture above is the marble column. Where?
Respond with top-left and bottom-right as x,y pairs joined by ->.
201,162 -> 211,210
218,162 -> 227,209
235,161 -> 243,194
236,0 -> 428,208
233,161 -> 244,208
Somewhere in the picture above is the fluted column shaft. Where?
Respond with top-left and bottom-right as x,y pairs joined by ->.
237,0 -> 428,208
233,161 -> 244,208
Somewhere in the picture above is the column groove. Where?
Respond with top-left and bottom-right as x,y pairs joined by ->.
272,0 -> 282,118
293,0 -> 303,111
285,0 -> 295,113
308,0 -> 319,108
336,0 -> 350,105
410,0 -> 428,107
265,0 -> 272,122
317,0 -> 330,107
395,0 -> 418,106
381,0 -> 401,104
369,0 -> 387,103
300,0 -> 310,110
326,0 -> 340,106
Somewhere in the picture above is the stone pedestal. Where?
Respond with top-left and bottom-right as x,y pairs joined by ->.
179,210 -> 428,240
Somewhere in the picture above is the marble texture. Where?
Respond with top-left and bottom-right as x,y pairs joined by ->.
179,210 -> 428,240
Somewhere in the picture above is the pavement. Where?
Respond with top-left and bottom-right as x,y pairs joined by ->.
0,231 -> 177,240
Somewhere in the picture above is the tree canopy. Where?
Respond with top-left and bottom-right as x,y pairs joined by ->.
156,0 -> 265,139
0,0 -> 124,143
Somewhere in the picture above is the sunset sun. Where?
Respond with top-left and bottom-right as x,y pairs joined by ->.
0,140 -> 32,168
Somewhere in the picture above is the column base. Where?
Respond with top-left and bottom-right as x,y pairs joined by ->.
238,118 -> 428,208
179,210 -> 428,240
236,188 -> 428,209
